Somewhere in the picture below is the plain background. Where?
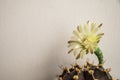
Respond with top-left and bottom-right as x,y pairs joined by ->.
0,0 -> 120,80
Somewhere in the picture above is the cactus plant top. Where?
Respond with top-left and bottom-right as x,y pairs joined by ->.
58,21 -> 117,80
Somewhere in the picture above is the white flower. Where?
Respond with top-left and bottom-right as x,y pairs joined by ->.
68,21 -> 104,59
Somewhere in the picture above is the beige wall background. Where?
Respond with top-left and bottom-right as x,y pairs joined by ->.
0,0 -> 120,80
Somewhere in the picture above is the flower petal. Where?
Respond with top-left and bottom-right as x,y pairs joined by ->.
80,50 -> 86,58
77,25 -> 83,33
73,30 -> 80,38
93,23 -> 103,33
68,49 -> 74,54
84,23 -> 89,34
76,53 -> 81,59
91,23 -> 96,32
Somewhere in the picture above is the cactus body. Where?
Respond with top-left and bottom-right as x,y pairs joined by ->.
58,63 -> 113,80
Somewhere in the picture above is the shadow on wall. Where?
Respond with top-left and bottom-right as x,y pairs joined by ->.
118,0 -> 120,4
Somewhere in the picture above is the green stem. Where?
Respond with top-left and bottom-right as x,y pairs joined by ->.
94,47 -> 104,64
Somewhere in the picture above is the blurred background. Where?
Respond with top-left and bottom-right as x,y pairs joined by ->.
0,0 -> 120,80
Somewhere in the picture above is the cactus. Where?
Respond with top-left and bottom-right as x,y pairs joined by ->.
58,63 -> 85,80
58,62 -> 114,80
58,21 -> 117,80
